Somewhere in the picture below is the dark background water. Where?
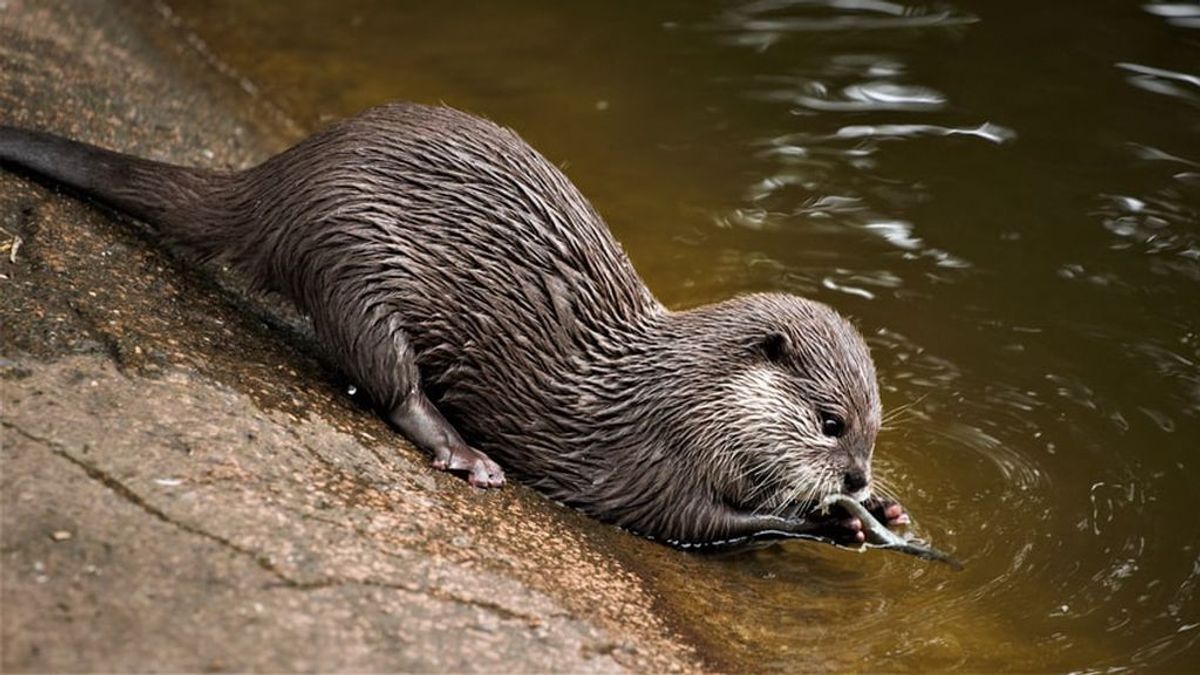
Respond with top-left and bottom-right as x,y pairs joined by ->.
165,0 -> 1199,669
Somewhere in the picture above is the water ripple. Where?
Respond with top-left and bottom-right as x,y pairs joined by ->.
1117,62 -> 1200,103
715,0 -> 978,51
865,220 -> 971,268
796,82 -> 946,111
836,122 -> 1015,143
1094,176 -> 1200,279
1143,2 -> 1200,28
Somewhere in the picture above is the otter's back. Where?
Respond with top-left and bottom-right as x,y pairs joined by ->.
220,103 -> 661,388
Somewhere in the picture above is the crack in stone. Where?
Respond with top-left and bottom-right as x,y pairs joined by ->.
428,589 -> 553,627
4,419 -> 308,587
3,418 -> 553,628
267,575 -> 550,627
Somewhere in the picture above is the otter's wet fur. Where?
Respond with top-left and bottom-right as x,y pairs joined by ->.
0,103 -> 888,546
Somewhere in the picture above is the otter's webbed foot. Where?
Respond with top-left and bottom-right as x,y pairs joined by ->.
390,388 -> 505,489
431,444 -> 505,488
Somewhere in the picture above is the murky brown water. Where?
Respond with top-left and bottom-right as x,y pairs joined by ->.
164,0 -> 1199,670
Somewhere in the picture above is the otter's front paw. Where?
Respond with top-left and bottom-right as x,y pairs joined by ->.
432,445 -> 506,488
864,496 -> 910,527
805,508 -> 870,545
806,496 -> 909,544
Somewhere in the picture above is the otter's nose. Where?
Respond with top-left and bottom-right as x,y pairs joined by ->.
843,469 -> 869,494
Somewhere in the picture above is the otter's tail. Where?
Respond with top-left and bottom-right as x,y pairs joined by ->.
0,125 -> 228,259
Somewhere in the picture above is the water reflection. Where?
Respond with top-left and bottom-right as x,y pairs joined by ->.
738,110 -> 1007,272
1143,1 -> 1200,28
835,122 -> 1013,142
714,0 -> 977,51
755,59 -> 947,112
1097,188 -> 1200,270
1117,62 -> 1200,103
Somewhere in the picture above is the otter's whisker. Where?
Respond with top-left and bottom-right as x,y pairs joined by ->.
882,391 -> 932,426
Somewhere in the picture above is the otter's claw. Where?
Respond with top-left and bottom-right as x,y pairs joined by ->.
432,445 -> 506,488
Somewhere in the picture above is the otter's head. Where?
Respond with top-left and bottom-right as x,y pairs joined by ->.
665,293 -> 881,527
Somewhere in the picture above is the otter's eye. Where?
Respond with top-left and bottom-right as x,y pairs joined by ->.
820,412 -> 846,438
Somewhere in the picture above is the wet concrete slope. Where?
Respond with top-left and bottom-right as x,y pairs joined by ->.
0,1 -> 699,671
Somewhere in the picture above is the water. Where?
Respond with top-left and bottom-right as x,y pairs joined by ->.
164,0 -> 1200,669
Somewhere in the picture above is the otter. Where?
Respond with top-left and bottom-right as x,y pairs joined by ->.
0,103 -> 907,547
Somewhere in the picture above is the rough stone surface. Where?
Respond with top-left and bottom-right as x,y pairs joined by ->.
0,1 -> 701,671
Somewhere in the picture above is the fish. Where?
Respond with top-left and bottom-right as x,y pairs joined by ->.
819,494 -> 964,570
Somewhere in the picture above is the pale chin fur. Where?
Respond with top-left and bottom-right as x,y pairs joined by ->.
726,366 -> 844,518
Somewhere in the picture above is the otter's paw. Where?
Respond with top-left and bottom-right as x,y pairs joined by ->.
864,496 -> 910,528
432,445 -> 506,488
805,509 -> 870,545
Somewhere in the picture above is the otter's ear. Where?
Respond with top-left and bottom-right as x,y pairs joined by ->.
757,331 -> 789,364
